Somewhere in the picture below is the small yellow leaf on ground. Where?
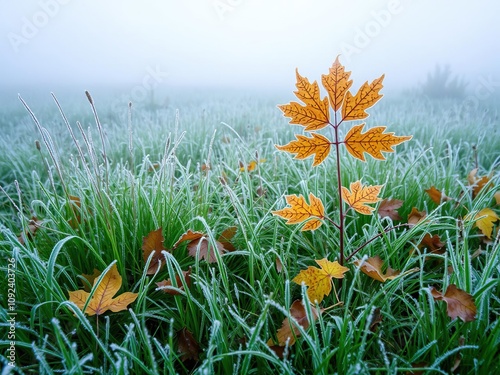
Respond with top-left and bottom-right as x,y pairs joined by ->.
341,180 -> 383,215
292,258 -> 349,303
68,264 -> 138,316
466,208 -> 499,239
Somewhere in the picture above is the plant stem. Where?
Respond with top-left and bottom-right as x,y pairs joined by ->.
333,114 -> 345,266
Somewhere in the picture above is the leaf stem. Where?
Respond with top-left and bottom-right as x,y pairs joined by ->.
345,224 -> 410,262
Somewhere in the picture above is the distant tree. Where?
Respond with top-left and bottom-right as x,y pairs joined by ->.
420,64 -> 468,99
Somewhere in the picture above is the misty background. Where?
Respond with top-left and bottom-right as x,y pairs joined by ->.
1,0 -> 499,111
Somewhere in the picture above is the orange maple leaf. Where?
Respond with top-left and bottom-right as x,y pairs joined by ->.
343,124 -> 412,161
275,133 -> 332,167
341,180 -> 383,215
467,168 -> 491,198
407,207 -> 427,227
430,284 -> 477,322
278,69 -> 330,131
341,75 -> 385,121
425,186 -> 450,204
272,193 -> 325,231
68,264 -> 138,316
142,227 -> 166,275
267,299 -> 319,347
321,56 -> 353,112
292,258 -> 349,303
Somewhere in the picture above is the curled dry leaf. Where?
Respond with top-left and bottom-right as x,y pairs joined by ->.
292,258 -> 349,303
142,227 -> 166,275
407,207 -> 427,228
267,299 -> 319,347
467,169 -> 491,198
354,256 -> 400,282
177,327 -> 200,362
68,264 -> 138,316
18,216 -> 43,245
175,227 -> 237,263
341,180 -> 383,215
156,267 -> 192,295
430,284 -> 477,322
425,186 -> 450,204
272,193 -> 325,231
417,233 -> 445,254
378,198 -> 403,221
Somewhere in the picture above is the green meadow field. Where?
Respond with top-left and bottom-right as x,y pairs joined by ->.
0,86 -> 499,374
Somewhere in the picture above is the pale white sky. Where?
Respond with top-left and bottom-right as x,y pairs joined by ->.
1,0 -> 499,93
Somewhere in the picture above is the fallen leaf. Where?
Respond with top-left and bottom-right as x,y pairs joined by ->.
275,257 -> 283,273
18,216 -> 43,245
425,186 -> 450,204
177,327 -> 200,362
276,133 -> 332,167
467,169 -> 491,198
267,299 -> 319,346
278,69 -> 330,131
418,233 -> 445,254
341,180 -> 383,215
378,198 -> 403,220
466,208 -> 499,239
292,258 -> 349,303
156,268 -> 192,295
407,207 -> 427,227
369,307 -> 383,332
68,264 -> 138,316
142,228 -> 166,275
272,193 -> 325,231
218,226 -> 237,252
175,228 -> 235,263
344,124 -> 412,162
354,256 -> 400,282
430,284 -> 476,322
321,55 -> 353,112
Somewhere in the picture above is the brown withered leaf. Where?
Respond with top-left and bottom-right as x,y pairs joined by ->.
218,226 -> 237,252
425,186 -> 450,204
142,228 -> 166,275
430,284 -> 477,322
18,216 -> 43,245
407,207 -> 427,228
156,267 -> 192,295
267,299 -> 319,347
418,233 -> 445,254
467,168 -> 491,198
378,198 -> 403,220
354,256 -> 400,282
369,307 -> 383,332
177,327 -> 200,362
275,257 -> 283,273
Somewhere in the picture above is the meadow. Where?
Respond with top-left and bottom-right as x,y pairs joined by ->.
0,84 -> 499,374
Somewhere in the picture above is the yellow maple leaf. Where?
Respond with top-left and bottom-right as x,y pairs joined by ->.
321,56 -> 353,112
68,264 -> 138,316
343,124 -> 412,161
341,181 -> 383,215
272,193 -> 324,231
275,133 -> 332,167
278,69 -> 330,131
341,75 -> 385,121
467,208 -> 499,239
292,258 -> 349,303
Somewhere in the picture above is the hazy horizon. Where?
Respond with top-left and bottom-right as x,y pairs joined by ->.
1,0 -> 499,109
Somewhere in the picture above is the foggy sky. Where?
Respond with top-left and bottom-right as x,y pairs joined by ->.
1,0 -> 499,94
